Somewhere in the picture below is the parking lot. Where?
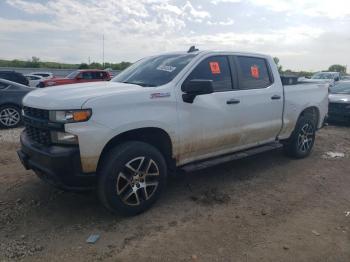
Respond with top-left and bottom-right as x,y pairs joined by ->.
0,124 -> 349,261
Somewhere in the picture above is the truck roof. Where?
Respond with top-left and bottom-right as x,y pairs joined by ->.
77,69 -> 108,72
154,50 -> 271,59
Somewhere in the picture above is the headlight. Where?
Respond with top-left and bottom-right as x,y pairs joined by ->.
51,131 -> 78,145
49,109 -> 92,123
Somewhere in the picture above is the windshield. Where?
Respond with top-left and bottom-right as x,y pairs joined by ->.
330,82 -> 350,94
311,73 -> 335,80
66,71 -> 79,79
112,54 -> 197,87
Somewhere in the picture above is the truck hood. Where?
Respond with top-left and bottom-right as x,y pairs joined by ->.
23,81 -> 143,109
329,93 -> 350,103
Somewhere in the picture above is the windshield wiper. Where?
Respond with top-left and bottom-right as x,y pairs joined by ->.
121,81 -> 156,87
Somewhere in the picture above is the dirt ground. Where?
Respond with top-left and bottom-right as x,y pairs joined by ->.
0,125 -> 350,262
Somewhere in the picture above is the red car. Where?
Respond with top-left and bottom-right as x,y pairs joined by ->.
38,70 -> 111,87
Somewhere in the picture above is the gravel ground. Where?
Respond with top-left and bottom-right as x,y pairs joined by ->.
0,128 -> 23,144
0,125 -> 350,261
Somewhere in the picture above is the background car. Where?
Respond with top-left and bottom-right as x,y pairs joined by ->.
311,72 -> 341,81
30,72 -> 54,79
0,78 -> 33,128
25,74 -> 44,87
0,70 -> 29,86
328,81 -> 350,123
303,71 -> 340,87
38,69 -> 111,87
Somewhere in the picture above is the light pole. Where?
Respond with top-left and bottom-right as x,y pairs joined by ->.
102,34 -> 105,69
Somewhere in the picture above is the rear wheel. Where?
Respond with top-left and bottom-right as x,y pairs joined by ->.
97,141 -> 167,216
0,105 -> 22,128
284,117 -> 316,158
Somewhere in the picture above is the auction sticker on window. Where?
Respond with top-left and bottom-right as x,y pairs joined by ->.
209,62 -> 221,74
251,65 -> 260,79
156,65 -> 176,72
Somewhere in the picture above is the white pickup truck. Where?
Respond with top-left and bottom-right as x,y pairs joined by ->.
18,49 -> 328,215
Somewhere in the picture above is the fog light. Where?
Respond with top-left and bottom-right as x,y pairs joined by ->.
51,131 -> 78,145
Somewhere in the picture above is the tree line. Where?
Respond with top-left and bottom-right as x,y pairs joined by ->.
273,57 -> 348,77
0,56 -> 132,71
0,56 -> 347,76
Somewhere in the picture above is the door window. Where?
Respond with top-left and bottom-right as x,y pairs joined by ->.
81,72 -> 93,79
185,56 -> 233,92
235,56 -> 273,89
92,72 -> 105,80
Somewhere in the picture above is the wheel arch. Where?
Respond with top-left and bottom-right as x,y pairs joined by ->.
0,102 -> 22,109
97,127 -> 175,172
298,106 -> 320,128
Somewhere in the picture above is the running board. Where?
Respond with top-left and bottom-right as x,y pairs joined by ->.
180,142 -> 283,172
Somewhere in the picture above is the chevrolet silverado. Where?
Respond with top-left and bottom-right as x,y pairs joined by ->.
18,49 -> 328,215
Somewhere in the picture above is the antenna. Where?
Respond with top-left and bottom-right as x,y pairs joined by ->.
102,34 -> 105,68
188,45 -> 199,53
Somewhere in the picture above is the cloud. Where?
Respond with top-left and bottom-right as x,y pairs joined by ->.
5,0 -> 52,14
1,0 -> 350,71
211,0 -> 350,19
207,18 -> 235,26
183,1 -> 211,20
210,0 -> 242,5
0,17 -> 59,32
5,0 -> 213,35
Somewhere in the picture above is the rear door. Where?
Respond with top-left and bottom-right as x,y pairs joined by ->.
230,55 -> 283,145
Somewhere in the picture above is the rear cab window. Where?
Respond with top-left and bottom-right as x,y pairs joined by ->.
185,56 -> 233,92
235,56 -> 273,90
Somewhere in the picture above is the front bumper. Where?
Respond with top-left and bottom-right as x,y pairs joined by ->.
17,131 -> 96,191
328,103 -> 350,123
328,112 -> 350,123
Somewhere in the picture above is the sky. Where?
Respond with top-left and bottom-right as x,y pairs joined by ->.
0,0 -> 349,71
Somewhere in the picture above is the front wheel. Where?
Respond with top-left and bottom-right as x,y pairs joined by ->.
97,141 -> 167,216
283,117 -> 316,158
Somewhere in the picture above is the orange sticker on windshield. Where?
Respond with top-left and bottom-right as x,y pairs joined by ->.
210,62 -> 221,74
251,65 -> 259,79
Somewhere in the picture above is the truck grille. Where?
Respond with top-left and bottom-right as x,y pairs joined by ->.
23,107 -> 51,145
23,106 -> 49,120
24,125 -> 51,146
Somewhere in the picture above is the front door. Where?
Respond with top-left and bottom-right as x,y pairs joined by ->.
176,55 -> 245,165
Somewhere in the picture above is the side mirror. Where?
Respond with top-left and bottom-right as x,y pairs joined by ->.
334,77 -> 340,81
181,79 -> 214,103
